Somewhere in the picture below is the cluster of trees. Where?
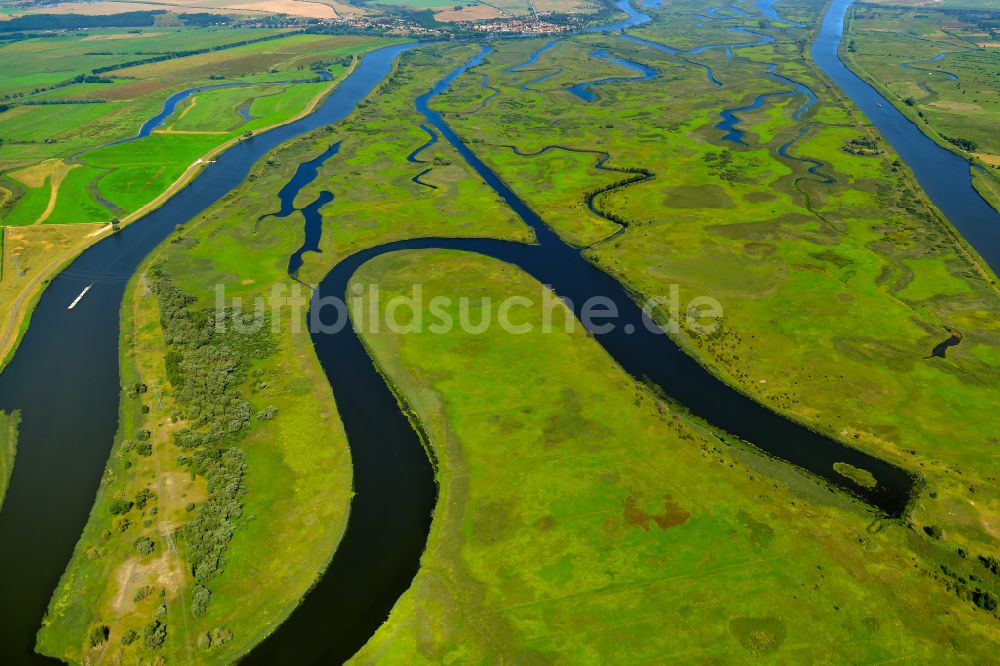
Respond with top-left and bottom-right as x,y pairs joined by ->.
134,487 -> 156,510
22,98 -> 107,105
842,135 -> 880,156
196,627 -> 233,650
143,620 -> 166,650
939,8 -> 1000,37
944,135 -> 978,152
310,56 -> 353,72
939,563 -> 1000,615
149,269 -> 276,618
0,11 -> 164,33
703,149 -> 746,183
178,13 -> 233,27
191,585 -> 211,617
1,73 -> 113,104
87,624 -> 110,648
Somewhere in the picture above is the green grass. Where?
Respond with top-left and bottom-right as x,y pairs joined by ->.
0,409 -> 19,510
431,5 -> 1000,576
833,462 -> 878,489
349,249 -> 998,662
972,165 -> 1000,211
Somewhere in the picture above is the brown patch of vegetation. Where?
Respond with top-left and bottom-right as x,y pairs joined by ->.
729,616 -> 787,655
98,79 -> 166,101
624,495 -> 689,530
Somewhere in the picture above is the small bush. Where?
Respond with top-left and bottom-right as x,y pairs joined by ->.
87,624 -> 109,647
191,585 -> 212,617
256,406 -> 278,421
120,629 -> 138,646
924,525 -> 943,540
211,627 -> 232,646
973,590 -> 998,612
133,585 -> 153,602
136,442 -> 153,457
134,536 -> 155,555
110,499 -> 134,516
979,555 -> 1000,576
134,487 -> 156,510
143,620 -> 166,650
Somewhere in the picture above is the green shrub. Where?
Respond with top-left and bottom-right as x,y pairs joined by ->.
120,629 -> 138,646
191,585 -> 212,617
143,620 -> 166,650
133,536 -> 155,555
109,499 -> 134,515
134,487 -> 156,510
87,624 -> 109,647
210,627 -> 232,646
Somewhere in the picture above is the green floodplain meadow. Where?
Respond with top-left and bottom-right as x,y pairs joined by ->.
0,409 -> 18,510
1,0 -> 1000,663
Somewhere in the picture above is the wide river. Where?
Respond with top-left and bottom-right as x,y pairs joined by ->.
0,0 -> 993,663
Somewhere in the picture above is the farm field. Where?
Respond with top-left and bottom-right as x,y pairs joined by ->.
2,0 -> 1000,663
0,31 -> 394,223
845,1 -> 1000,206
0,0 -> 367,20
0,30 -> 398,367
